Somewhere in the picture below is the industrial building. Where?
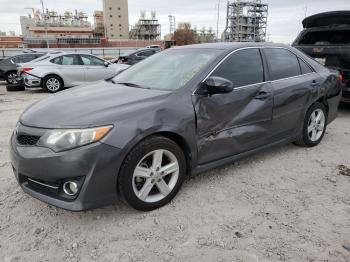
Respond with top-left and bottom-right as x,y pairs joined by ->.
224,0 -> 268,42
130,11 -> 161,40
20,9 -> 96,47
103,0 -> 129,40
93,11 -> 105,37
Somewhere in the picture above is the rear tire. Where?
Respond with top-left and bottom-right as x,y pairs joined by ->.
43,75 -> 63,93
294,102 -> 327,147
118,136 -> 186,211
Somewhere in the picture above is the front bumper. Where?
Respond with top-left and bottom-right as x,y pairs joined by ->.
10,124 -> 124,211
23,73 -> 42,88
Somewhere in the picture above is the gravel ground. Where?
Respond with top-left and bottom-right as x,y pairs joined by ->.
0,82 -> 349,262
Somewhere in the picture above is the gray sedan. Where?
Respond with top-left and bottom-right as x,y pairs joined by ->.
10,43 -> 342,211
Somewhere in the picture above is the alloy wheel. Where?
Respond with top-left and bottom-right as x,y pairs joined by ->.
132,149 -> 180,203
7,73 -> 18,84
46,78 -> 61,92
307,108 -> 325,142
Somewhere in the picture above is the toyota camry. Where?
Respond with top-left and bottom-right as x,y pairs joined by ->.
10,43 -> 342,211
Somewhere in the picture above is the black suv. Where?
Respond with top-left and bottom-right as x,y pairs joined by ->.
293,11 -> 350,103
0,52 -> 45,84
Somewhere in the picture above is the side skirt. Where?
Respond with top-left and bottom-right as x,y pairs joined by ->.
192,135 -> 299,175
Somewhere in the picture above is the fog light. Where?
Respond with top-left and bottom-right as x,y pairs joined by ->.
63,181 -> 79,196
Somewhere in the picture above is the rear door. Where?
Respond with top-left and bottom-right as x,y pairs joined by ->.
193,48 -> 274,164
81,54 -> 115,81
51,54 -> 85,86
262,48 -> 321,140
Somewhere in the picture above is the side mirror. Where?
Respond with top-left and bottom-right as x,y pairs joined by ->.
201,76 -> 234,95
104,61 -> 110,67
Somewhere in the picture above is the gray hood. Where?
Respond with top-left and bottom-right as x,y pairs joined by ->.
20,81 -> 171,128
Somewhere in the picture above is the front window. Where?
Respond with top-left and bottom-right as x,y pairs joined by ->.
81,55 -> 105,66
211,48 -> 264,88
113,49 -> 220,91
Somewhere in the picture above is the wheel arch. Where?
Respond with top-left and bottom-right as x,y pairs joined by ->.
155,131 -> 192,175
315,96 -> 329,115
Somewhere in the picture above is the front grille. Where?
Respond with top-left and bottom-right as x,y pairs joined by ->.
17,135 -> 40,146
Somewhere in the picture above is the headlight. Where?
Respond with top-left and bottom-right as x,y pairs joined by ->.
37,126 -> 113,152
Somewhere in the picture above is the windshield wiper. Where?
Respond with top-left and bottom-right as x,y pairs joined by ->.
117,82 -> 150,89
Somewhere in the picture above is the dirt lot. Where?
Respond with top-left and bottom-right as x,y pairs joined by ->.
0,82 -> 349,262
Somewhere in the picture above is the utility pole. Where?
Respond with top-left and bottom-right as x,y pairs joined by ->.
216,0 -> 221,42
40,0 -> 49,48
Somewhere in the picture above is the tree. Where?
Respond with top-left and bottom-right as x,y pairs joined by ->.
173,22 -> 196,46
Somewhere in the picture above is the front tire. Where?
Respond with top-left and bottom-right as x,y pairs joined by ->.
118,136 -> 186,211
294,102 -> 327,147
43,75 -> 63,93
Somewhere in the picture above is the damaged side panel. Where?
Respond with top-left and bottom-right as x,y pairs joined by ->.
192,83 -> 273,165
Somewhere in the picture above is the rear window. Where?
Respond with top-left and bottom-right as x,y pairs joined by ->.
264,48 -> 301,81
299,30 -> 350,45
298,58 -> 314,74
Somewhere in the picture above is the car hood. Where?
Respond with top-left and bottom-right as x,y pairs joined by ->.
20,81 -> 171,128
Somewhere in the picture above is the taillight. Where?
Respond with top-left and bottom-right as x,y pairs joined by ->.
339,73 -> 344,83
20,68 -> 33,72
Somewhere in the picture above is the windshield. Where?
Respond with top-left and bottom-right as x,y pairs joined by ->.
112,48 -> 220,91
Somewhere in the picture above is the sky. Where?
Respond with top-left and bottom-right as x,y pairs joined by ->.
0,0 -> 349,43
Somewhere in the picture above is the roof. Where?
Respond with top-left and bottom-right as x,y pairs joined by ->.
173,42 -> 290,50
302,11 -> 350,28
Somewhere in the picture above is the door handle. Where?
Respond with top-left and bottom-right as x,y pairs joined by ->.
255,90 -> 272,100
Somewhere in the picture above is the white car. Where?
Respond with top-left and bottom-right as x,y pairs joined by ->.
19,53 -> 130,93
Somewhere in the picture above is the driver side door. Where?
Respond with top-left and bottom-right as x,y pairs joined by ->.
192,48 -> 274,164
81,54 -> 115,81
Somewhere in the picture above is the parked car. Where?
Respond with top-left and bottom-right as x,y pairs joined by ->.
10,43 -> 342,211
146,45 -> 161,49
19,53 -> 129,93
293,11 -> 350,103
0,52 -> 46,84
114,48 -> 160,65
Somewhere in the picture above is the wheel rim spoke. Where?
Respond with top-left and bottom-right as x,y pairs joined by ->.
160,162 -> 179,176
138,179 -> 154,201
156,178 -> 171,196
317,124 -> 324,131
312,129 -> 317,140
307,125 -> 314,134
315,112 -> 322,123
134,167 -> 151,178
152,150 -> 163,170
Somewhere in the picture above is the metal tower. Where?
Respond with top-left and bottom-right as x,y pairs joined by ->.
168,15 -> 176,36
224,0 -> 268,42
